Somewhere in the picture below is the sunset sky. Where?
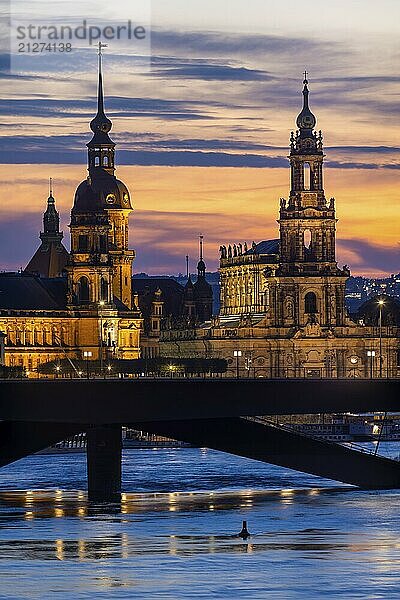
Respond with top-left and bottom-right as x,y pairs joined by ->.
0,0 -> 399,276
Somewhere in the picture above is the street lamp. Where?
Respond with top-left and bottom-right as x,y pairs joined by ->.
367,350 -> 376,379
245,355 -> 253,378
378,298 -> 384,378
83,351 -> 92,380
99,300 -> 105,375
233,350 -> 242,379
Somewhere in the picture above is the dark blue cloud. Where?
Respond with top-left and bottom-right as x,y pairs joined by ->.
1,133 -> 399,167
151,29 -> 338,58
338,239 -> 400,274
0,97 -> 215,121
152,64 -> 268,82
0,215 -> 50,272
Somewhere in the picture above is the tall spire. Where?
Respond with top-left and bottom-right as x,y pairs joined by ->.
89,42 -> 113,144
97,42 -> 106,117
42,178 -> 61,237
87,42 -> 115,176
197,235 -> 206,278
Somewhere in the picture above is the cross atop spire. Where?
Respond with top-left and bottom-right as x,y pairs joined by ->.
98,41 -> 108,56
303,69 -> 308,84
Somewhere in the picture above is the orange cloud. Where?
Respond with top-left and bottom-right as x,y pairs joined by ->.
0,164 -> 397,276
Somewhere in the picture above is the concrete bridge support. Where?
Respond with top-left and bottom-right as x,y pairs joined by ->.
86,425 -> 122,502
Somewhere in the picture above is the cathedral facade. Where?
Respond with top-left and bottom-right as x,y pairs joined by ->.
161,77 -> 400,378
0,51 -> 142,373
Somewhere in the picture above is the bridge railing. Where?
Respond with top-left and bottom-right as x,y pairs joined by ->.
243,416 -> 399,461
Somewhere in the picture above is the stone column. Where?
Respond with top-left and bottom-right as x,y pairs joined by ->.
87,425 -> 122,502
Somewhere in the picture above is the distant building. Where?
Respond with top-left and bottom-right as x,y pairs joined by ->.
25,181 -> 69,278
161,76 -> 400,378
132,238 -> 213,358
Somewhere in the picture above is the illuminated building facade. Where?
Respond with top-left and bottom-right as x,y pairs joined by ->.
0,51 -> 142,372
161,77 -> 400,378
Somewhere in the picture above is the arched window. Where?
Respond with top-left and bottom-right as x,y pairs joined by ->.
103,155 -> 109,166
304,162 -> 311,190
305,292 -> 317,314
94,156 -> 100,167
78,277 -> 90,303
304,229 -> 312,250
100,278 -> 108,302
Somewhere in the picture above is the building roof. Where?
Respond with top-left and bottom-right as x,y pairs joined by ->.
245,239 -> 280,256
25,242 -> 69,279
132,277 -> 184,318
0,273 -> 67,311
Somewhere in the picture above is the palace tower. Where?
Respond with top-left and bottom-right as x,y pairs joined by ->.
67,47 -> 135,311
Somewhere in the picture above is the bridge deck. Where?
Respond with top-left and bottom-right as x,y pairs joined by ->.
0,379 -> 399,424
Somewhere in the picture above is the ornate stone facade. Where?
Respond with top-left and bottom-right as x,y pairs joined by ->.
161,77 -> 400,378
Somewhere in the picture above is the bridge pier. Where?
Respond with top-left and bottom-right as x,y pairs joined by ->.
86,425 -> 122,502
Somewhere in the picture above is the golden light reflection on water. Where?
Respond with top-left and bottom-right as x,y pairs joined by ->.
0,487 -> 348,522
1,486 -> 399,564
55,539 -> 64,561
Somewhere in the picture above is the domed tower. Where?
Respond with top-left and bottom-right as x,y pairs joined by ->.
67,44 -> 135,309
193,236 -> 213,322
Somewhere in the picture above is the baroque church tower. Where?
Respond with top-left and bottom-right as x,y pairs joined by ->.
270,74 -> 350,328
67,45 -> 135,311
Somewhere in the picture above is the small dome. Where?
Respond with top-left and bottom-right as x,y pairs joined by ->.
357,294 -> 400,326
197,259 -> 206,272
73,174 -> 132,214
90,112 -> 112,136
296,77 -> 316,131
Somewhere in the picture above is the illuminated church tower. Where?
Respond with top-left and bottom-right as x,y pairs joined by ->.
280,72 -> 336,270
271,74 -> 349,328
67,45 -> 135,310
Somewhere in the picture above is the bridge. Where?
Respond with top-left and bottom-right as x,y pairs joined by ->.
0,378 -> 399,501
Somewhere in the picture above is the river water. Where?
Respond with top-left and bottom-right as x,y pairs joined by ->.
0,445 -> 400,599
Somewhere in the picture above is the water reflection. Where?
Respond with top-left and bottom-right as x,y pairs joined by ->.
0,486 -> 348,524
0,525 -> 398,562
1,449 -> 400,598
1,487 -> 397,563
